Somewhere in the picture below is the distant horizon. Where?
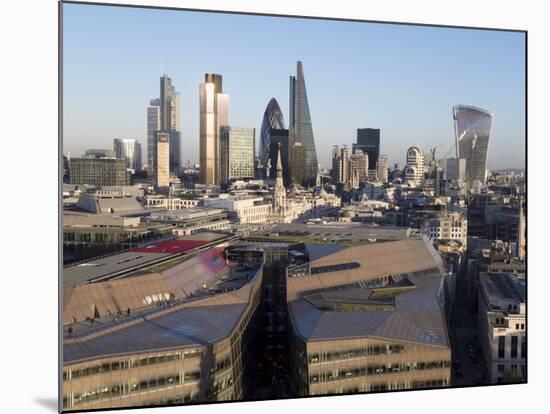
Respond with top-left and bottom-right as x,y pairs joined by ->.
62,3 -> 526,170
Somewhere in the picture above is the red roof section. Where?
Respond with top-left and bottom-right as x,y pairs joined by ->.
135,240 -> 208,254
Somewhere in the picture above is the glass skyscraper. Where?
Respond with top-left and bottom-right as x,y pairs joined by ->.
289,61 -> 318,186
354,128 -> 380,171
453,105 -> 494,185
260,98 -> 285,173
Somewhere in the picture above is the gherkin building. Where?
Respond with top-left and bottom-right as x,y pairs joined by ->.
259,98 -> 286,170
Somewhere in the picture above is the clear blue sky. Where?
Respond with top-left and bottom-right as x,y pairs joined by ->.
62,3 -> 525,170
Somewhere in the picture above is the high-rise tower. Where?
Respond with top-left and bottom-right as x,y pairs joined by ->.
260,98 -> 285,174
289,61 -> 318,186
200,73 -> 229,185
453,105 -> 494,185
160,74 -> 181,175
146,98 -> 160,177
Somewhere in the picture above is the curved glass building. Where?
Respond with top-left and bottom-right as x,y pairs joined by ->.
453,105 -> 494,185
259,98 -> 285,169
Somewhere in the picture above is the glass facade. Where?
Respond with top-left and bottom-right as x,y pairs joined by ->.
260,98 -> 285,171
354,128 -> 380,171
220,127 -> 255,184
289,61 -> 318,186
453,105 -> 494,185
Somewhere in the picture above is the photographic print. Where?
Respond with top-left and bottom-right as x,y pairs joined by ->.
60,1 -> 526,411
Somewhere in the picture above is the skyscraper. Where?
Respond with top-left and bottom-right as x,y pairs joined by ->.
354,128 -> 380,171
260,98 -> 285,173
160,75 -> 181,174
219,127 -> 255,184
147,98 -> 160,178
453,105 -> 494,185
113,138 -> 142,171
200,73 -> 229,185
156,132 -> 170,188
289,61 -> 318,186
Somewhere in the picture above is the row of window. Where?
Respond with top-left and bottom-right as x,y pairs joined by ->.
310,378 -> 448,395
64,350 -> 203,381
308,344 -> 406,364
497,335 -> 526,359
309,360 -> 451,383
65,371 -> 201,408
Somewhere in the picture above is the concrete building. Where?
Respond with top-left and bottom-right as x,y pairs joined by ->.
145,195 -> 201,210
219,127 -> 255,184
286,240 -> 451,396
113,138 -> 142,171
478,273 -> 526,383
404,146 -> 425,186
376,157 -> 388,183
156,132 -> 170,188
200,73 -> 229,185
422,211 -> 468,249
203,196 -> 272,224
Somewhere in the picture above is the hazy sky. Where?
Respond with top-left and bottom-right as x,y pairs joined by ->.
63,3 -> 525,170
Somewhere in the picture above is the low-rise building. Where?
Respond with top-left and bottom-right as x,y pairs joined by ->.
478,272 -> 526,383
146,208 -> 231,236
203,196 -> 272,224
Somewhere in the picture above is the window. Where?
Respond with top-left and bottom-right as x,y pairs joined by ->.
498,364 -> 504,372
511,336 -> 518,359
498,336 -> 505,358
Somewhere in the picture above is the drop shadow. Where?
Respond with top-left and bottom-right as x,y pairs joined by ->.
34,397 -> 58,412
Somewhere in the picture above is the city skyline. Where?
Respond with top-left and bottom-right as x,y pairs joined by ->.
63,4 -> 525,170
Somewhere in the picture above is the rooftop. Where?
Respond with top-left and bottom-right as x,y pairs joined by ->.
287,240 -> 449,348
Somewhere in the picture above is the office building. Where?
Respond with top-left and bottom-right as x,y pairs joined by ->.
354,128 -> 380,171
260,98 -> 286,173
200,73 -> 229,185
203,196 -> 272,224
446,157 -> 466,182
290,142 -> 305,186
478,273 -> 526,383
160,75 -> 181,174
453,105 -> 494,185
404,146 -> 425,185
156,132 -> 170,188
69,157 -> 129,187
113,138 -> 142,171
147,98 -> 161,176
287,239 -> 451,396
377,157 -> 388,183
219,127 -> 255,184
62,245 -> 263,410
349,148 -> 369,188
289,61 -> 318,185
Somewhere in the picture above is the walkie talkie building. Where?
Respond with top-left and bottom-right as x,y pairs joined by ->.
453,105 -> 494,185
